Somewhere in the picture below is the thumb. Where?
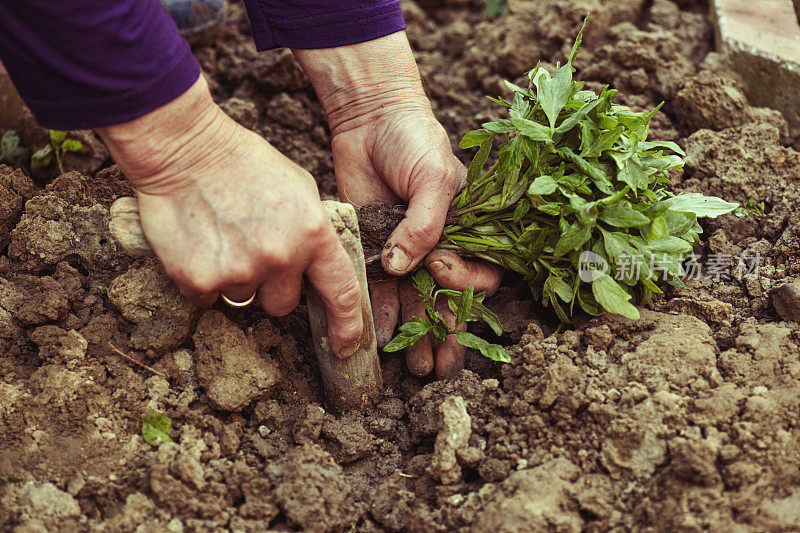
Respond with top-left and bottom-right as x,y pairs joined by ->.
381,179 -> 457,276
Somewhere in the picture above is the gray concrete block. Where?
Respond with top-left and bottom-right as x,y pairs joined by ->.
712,0 -> 800,128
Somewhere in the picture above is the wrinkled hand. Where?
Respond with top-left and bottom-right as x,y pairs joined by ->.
96,77 -> 365,358
295,32 -> 502,378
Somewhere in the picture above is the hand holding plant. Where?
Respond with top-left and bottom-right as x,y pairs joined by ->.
386,17 -> 738,362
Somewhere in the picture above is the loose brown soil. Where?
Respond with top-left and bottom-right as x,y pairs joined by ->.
2,1 -> 800,531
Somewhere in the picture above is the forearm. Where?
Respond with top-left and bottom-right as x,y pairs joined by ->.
293,31 -> 433,135
96,77 -> 235,195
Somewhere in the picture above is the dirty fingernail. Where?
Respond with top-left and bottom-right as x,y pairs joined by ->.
427,260 -> 446,275
387,246 -> 412,273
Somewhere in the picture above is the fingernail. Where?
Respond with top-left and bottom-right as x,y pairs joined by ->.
427,260 -> 447,275
387,246 -> 412,273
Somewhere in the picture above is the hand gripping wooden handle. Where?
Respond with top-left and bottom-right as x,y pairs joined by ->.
109,197 -> 382,412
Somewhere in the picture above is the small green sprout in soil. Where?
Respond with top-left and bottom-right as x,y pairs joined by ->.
0,474 -> 27,485
140,412 -> 174,446
484,0 -> 508,17
384,270 -> 509,362
31,130 -> 85,174
387,16 -> 738,361
735,198 -> 767,218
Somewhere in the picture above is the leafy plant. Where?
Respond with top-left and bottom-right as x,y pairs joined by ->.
384,270 -> 509,362
141,412 -> 174,446
484,0 -> 508,16
31,130 -> 84,174
0,130 -> 28,166
735,198 -> 766,218
387,17 -> 738,360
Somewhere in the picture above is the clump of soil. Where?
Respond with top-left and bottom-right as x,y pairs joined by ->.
2,0 -> 800,531
355,202 -> 406,280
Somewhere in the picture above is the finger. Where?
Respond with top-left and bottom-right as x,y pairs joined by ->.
179,286 -> 218,308
435,323 -> 467,380
382,173 -> 460,276
425,249 -> 503,296
305,225 -> 365,359
370,280 -> 400,348
257,271 -> 302,316
433,298 -> 465,380
399,279 -> 434,376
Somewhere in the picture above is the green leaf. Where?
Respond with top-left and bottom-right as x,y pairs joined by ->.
597,203 -> 650,227
580,126 -> 624,158
664,193 -> 739,218
646,215 -> 669,241
61,139 -> 85,154
459,129 -> 494,149
511,118 -> 553,143
558,147 -> 612,189
554,222 -> 592,257
638,140 -> 685,156
545,274 -> 573,302
456,285 -> 474,325
512,198 -> 531,222
568,16 -> 589,66
537,65 -> 573,130
554,96 -> 605,135
617,158 -> 650,191
455,331 -> 510,363
528,175 -> 558,196
648,236 -> 694,254
30,144 -> 54,170
481,343 -> 511,363
142,412 -> 174,446
536,203 -> 563,216
591,275 -> 640,319
412,269 -> 436,299
384,316 -> 433,352
49,130 -> 67,144
482,119 -> 516,133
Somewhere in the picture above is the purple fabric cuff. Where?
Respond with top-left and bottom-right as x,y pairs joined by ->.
0,0 -> 201,130
242,0 -> 407,51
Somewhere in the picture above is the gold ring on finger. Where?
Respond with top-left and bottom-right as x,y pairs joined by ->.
220,292 -> 256,308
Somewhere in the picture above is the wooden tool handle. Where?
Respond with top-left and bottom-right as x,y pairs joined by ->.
109,196 -> 382,412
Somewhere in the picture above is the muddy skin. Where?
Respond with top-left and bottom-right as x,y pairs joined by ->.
2,0 -> 800,531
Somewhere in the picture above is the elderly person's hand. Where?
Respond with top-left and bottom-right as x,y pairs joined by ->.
295,32 -> 502,379
96,77 -> 365,358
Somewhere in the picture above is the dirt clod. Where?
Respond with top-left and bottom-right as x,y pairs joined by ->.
193,310 -> 281,411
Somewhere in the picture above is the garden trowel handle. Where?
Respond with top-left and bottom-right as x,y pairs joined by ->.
109,196 -> 382,412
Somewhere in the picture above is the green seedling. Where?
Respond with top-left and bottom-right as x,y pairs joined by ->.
140,412 -> 174,446
735,198 -> 766,218
31,130 -> 85,174
484,0 -> 508,16
388,17 -> 738,361
0,130 -> 29,166
384,270 -> 509,361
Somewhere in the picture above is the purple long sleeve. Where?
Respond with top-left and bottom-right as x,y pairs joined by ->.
0,0 -> 201,130
0,1 -> 406,131
243,0 -> 406,51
